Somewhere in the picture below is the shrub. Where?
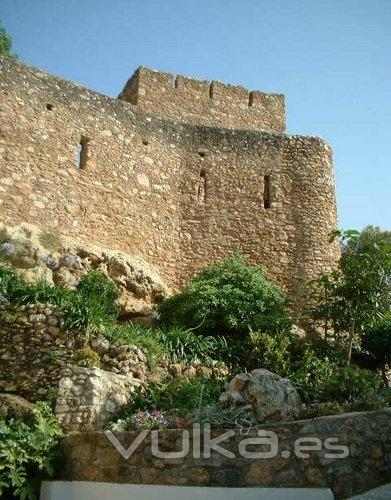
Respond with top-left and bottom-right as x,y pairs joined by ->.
362,313 -> 391,385
329,364 -> 381,402
0,263 -> 119,332
242,331 -> 315,375
158,255 -> 291,337
300,402 -> 347,420
292,360 -> 381,405
310,337 -> 346,365
379,387 -> 391,406
72,346 -> 101,368
346,393 -> 389,413
157,327 -> 229,366
0,402 -> 61,499
115,376 -> 226,419
193,403 -> 258,429
76,271 -> 120,327
301,392 -> 389,419
102,323 -> 168,362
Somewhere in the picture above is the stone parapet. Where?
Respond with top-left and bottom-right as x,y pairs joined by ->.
119,66 -> 285,133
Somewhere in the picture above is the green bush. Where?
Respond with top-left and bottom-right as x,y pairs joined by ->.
0,403 -> 61,499
102,323 -> 168,362
362,313 -> 391,385
194,403 -> 258,428
310,337 -> 346,365
379,387 -> 391,406
292,360 -> 381,405
157,327 -> 229,365
346,393 -> 390,413
72,346 -> 101,368
300,402 -> 347,420
242,331 -> 315,375
76,271 -> 120,327
158,255 -> 291,337
301,392 -> 389,419
115,376 -> 226,419
0,263 -> 119,332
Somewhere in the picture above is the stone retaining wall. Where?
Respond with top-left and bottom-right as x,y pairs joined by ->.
0,302 -> 227,402
0,302 -> 147,401
58,409 -> 391,499
56,366 -> 138,432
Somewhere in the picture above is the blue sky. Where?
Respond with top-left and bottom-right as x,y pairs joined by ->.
2,0 -> 390,229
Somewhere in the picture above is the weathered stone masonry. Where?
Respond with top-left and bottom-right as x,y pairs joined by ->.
119,66 -> 286,133
0,57 -> 339,299
59,409 -> 391,499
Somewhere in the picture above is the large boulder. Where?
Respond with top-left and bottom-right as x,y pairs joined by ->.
0,223 -> 170,321
0,393 -> 34,420
220,368 -> 300,423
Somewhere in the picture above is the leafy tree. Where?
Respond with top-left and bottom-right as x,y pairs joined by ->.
0,21 -> 15,58
158,255 -> 291,337
310,228 -> 391,364
362,313 -> 391,386
344,226 -> 391,311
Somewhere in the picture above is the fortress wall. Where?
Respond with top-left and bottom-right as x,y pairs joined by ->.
119,66 -> 285,133
0,57 -> 338,297
177,130 -> 293,287
176,131 -> 339,294
0,58 -> 183,285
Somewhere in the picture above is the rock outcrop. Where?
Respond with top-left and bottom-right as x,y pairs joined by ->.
0,222 -> 170,322
0,393 -> 34,420
220,368 -> 300,423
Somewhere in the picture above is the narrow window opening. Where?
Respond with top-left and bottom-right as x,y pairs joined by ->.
46,103 -> 53,111
76,136 -> 90,170
198,168 -> 206,203
209,82 -> 214,99
263,175 -> 271,209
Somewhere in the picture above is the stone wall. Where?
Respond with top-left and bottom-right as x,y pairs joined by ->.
0,302 -> 148,401
119,66 -> 285,133
0,302 -> 226,402
56,366 -> 137,432
0,56 -> 339,303
58,409 -> 391,499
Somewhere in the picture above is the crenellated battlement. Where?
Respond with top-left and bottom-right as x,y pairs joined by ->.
118,66 -> 285,133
